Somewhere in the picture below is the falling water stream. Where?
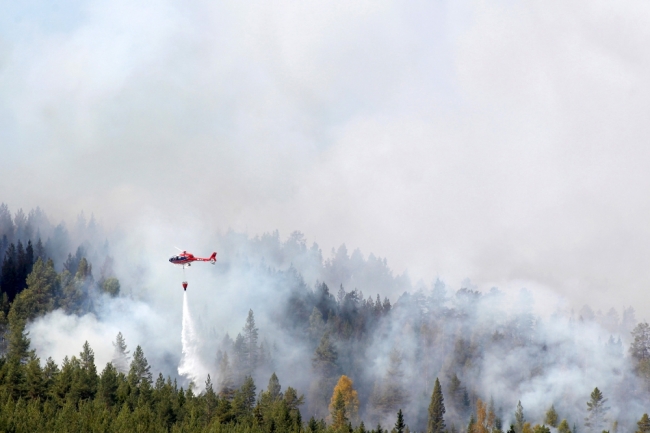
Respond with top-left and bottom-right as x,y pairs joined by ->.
178,291 -> 207,385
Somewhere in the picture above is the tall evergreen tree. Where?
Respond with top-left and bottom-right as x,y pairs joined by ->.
475,399 -> 489,433
267,372 -> 282,401
329,375 -> 360,425
98,363 -> 119,407
7,318 -> 31,364
309,307 -> 326,342
128,345 -> 152,388
557,420 -> 571,433
637,413 -> 650,433
330,389 -> 348,431
9,258 -> 58,324
78,341 -> 98,400
395,409 -> 406,433
232,375 -> 256,417
310,333 -> 339,418
0,203 -> 14,241
60,257 -> 94,315
1,243 -> 19,301
514,401 -> 525,433
313,333 -> 338,378
428,377 -> 446,433
205,374 -> 218,421
242,309 -> 259,376
112,332 -> 130,373
25,352 -> 44,400
233,332 -> 247,384
630,323 -> 650,361
34,238 -> 46,263
374,348 -> 408,417
545,405 -> 559,428
218,351 -> 235,399
584,387 -> 608,432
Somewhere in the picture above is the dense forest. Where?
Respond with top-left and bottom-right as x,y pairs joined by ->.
0,203 -> 650,433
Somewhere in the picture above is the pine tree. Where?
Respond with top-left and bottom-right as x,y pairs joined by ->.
467,414 -> 476,433
514,401 -> 525,433
313,333 -> 338,378
60,256 -> 94,315
128,345 -> 152,388
112,332 -> 130,373
428,377 -> 446,433
233,333 -> 247,383
0,203 -> 14,241
358,421 -> 367,433
267,372 -> 282,400
330,389 -> 348,430
34,238 -> 46,263
637,413 -> 650,433
1,243 -> 19,301
218,351 -> 235,399
395,409 -> 406,433
475,399 -> 489,433
98,362 -> 119,407
375,294 -> 383,317
545,405 -> 559,428
284,386 -> 305,412
242,309 -> 259,376
329,375 -> 360,424
205,374 -> 218,421
24,240 -> 34,277
101,277 -> 120,297
232,375 -> 256,417
309,333 -> 339,419
382,297 -> 391,313
584,387 -> 608,432
309,307 -> 326,341
448,374 -> 470,419
7,318 -> 31,364
78,341 -> 98,400
630,323 -> 650,361
376,348 -> 408,417
557,420 -> 571,433
308,416 -> 319,433
488,397 -> 497,430
25,352 -> 44,400
9,258 -> 58,325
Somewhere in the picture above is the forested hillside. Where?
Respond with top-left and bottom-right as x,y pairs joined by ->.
1,203 -> 650,433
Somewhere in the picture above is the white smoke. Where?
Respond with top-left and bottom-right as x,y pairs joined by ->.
178,290 -> 208,386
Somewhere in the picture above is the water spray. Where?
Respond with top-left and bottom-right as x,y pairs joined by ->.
178,291 -> 207,385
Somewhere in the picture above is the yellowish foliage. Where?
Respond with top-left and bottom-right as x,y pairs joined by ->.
473,399 -> 489,433
329,375 -> 360,424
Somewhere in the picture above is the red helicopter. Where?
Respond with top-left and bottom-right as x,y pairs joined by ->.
169,250 -> 217,291
169,251 -> 217,267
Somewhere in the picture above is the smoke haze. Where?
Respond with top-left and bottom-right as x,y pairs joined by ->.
2,0 -> 650,313
2,0 -> 650,430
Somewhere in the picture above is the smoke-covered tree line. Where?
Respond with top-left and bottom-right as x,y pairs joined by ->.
202,230 -> 650,432
3,204 -> 650,431
0,204 -> 120,326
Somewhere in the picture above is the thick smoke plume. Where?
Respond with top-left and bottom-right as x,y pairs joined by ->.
1,205 -> 649,431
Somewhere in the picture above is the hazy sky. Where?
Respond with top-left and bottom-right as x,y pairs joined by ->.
2,0 -> 650,315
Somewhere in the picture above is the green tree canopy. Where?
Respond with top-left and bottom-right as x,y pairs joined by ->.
584,387 -> 609,433
427,377 -> 445,433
